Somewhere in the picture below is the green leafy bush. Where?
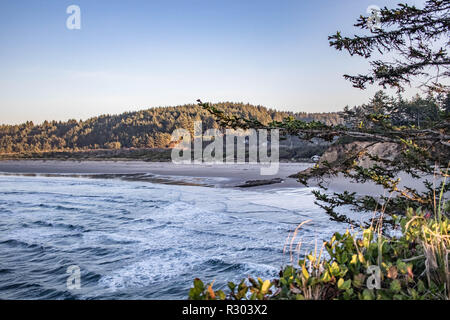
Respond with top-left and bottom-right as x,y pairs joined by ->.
189,209 -> 449,300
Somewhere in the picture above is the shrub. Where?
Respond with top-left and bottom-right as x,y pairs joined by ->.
188,208 -> 449,300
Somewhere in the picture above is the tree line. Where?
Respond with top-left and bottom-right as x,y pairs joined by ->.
0,102 -> 342,154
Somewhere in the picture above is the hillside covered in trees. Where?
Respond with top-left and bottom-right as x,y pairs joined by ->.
0,102 -> 342,154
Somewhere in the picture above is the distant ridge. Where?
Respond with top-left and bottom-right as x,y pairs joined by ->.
0,102 -> 342,153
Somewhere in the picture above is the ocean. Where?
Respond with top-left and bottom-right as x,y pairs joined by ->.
0,174 -> 349,299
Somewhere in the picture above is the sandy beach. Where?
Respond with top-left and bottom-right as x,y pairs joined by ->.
0,160 -> 434,195
0,160 -> 312,189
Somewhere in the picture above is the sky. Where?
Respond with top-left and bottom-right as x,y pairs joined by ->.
0,0 -> 427,124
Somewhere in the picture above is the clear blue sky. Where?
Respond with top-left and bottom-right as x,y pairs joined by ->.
0,0 -> 425,124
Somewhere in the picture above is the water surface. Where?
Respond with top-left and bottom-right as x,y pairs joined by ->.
0,174 -> 349,299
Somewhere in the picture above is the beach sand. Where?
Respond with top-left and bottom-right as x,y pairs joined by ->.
0,160 -> 434,195
0,160 -> 311,189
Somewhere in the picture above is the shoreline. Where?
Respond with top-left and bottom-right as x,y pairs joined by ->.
0,160 -> 312,190
0,160 -> 432,196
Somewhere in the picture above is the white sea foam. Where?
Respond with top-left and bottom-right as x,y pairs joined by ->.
0,174 -> 350,299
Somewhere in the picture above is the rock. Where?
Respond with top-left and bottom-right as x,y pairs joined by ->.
290,141 -> 401,179
319,141 -> 399,168
236,178 -> 283,188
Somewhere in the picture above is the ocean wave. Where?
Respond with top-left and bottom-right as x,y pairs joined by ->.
0,174 -> 350,299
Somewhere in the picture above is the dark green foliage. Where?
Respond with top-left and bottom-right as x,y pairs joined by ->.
304,91 -> 449,224
0,148 -> 173,161
344,91 -> 442,128
189,209 -> 450,300
197,0 -> 450,223
328,0 -> 450,93
0,103 -> 341,154
199,92 -> 450,223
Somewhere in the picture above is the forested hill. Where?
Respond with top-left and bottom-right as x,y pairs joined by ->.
0,102 -> 342,153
